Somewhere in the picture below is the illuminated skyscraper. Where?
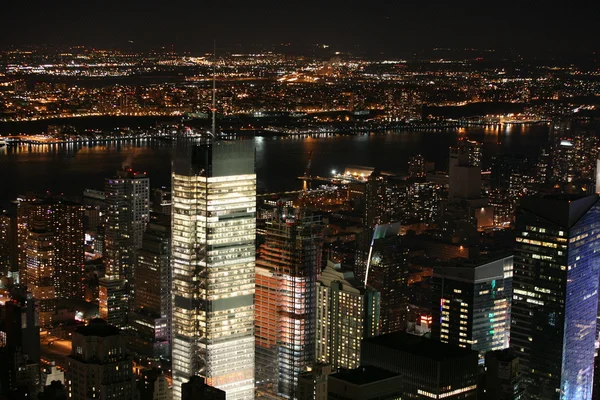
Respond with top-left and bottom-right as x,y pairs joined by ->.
171,139 -> 256,400
25,219 -> 56,327
255,208 -> 322,399
16,196 -> 85,298
316,260 -> 379,370
100,169 -> 149,327
0,211 -> 17,279
431,255 -> 513,361
130,213 -> 171,361
512,194 -> 600,400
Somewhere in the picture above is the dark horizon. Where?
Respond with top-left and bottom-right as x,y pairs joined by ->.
1,1 -> 600,58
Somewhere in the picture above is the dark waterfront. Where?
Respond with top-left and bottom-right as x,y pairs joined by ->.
0,124 -> 549,208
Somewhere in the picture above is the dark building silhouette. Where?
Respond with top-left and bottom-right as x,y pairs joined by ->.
137,368 -> 169,400
484,349 -> 524,400
66,319 -> 135,400
0,291 -> 42,399
361,332 -> 479,399
328,366 -> 403,400
182,376 -> 226,400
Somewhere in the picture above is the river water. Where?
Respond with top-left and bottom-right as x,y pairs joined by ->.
0,124 -> 549,209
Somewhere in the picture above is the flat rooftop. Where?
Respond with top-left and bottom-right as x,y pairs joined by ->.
330,366 -> 400,385
364,331 -> 477,361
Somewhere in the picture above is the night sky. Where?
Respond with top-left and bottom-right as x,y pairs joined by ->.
1,1 -> 599,57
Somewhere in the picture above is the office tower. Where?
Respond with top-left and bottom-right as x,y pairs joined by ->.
431,254 -> 513,360
550,133 -> 598,185
16,196 -> 85,298
361,332 -> 479,399
484,349 -> 525,400
489,155 -> 531,225
129,213 -> 171,361
316,260 -> 379,370
182,376 -> 227,400
66,319 -> 135,400
138,368 -> 169,400
0,291 -> 42,399
25,218 -> 56,326
100,169 -> 150,327
448,139 -> 482,200
171,139 -> 256,400
511,194 -> 600,400
0,211 -> 17,279
103,168 -> 150,277
364,170 -> 387,228
327,366 -> 403,400
297,364 -> 331,400
449,138 -> 482,169
255,209 -> 322,398
408,154 -> 426,179
151,187 -> 172,215
355,225 -> 409,334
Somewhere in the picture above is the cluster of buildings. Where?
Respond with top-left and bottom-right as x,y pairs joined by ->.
1,115 -> 600,400
2,47 -> 600,124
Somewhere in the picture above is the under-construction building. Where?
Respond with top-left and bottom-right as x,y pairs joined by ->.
255,208 -> 323,399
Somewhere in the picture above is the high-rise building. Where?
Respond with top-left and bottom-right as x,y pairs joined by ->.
449,138 -> 482,169
151,187 -> 172,215
361,332 -> 479,399
103,168 -> 150,278
408,154 -> 426,179
0,291 -> 42,400
511,194 -> 600,400
364,170 -> 387,229
16,196 -> 85,299
66,319 -> 135,400
129,213 -> 171,361
255,209 -> 322,398
316,260 -> 379,370
0,211 -> 17,279
297,364 -> 331,400
100,169 -> 150,327
24,218 -> 56,326
484,349 -> 525,400
171,139 -> 256,400
355,225 -> 409,334
137,368 -> 169,400
431,254 -> 513,361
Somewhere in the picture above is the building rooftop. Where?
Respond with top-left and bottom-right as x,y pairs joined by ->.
75,318 -> 120,337
364,331 -> 477,361
330,366 -> 400,385
520,194 -> 599,229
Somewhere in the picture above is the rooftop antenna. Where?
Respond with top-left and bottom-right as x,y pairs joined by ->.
211,40 -> 216,138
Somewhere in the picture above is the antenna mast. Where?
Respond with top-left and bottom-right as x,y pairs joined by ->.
212,41 -> 216,138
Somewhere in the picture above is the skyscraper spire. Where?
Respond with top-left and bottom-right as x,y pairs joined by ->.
212,40 -> 216,138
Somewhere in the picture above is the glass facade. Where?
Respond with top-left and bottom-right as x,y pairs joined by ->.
171,140 -> 255,400
432,256 -> 512,361
255,211 -> 322,399
512,195 -> 600,400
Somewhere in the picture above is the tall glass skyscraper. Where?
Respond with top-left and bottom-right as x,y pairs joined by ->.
255,209 -> 322,399
171,139 -> 256,400
512,194 -> 600,400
